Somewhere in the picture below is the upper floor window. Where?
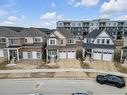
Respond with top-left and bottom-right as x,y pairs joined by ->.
34,38 -> 42,42
61,40 -> 63,44
0,38 -> 6,43
102,39 -> 105,44
50,39 -> 55,45
10,39 -> 19,45
97,39 -> 100,44
25,39 -> 27,43
107,39 -> 110,44
68,39 -> 74,44
78,23 -> 81,26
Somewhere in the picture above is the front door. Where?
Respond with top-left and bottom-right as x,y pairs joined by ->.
9,50 -> 18,61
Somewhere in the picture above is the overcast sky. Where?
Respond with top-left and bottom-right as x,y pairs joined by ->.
0,0 -> 127,29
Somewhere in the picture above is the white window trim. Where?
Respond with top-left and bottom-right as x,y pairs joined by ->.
49,39 -> 56,45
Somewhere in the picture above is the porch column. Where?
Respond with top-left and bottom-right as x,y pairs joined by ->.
7,49 -> 10,61
46,49 -> 48,63
17,49 -> 19,61
57,49 -> 59,60
120,50 -> 123,60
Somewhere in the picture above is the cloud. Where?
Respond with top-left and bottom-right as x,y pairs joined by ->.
0,9 -> 8,16
100,14 -> 110,19
51,2 -> 56,8
0,15 -> 26,26
40,12 -> 64,29
7,16 -> 18,22
68,0 -> 100,7
116,15 -> 127,20
100,0 -> 127,14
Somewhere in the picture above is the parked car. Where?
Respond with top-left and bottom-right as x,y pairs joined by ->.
96,74 -> 125,88
72,92 -> 88,95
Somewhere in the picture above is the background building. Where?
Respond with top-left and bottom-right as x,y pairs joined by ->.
57,19 -> 127,39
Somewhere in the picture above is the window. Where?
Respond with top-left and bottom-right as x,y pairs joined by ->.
10,39 -> 19,45
37,52 -> 41,59
50,39 -> 55,45
97,39 -> 100,44
102,39 -> 105,44
27,52 -> 32,59
0,38 -> 6,43
34,38 -> 42,42
107,39 -> 110,44
25,39 -> 27,43
61,40 -> 63,44
68,39 -> 74,44
78,23 -> 81,26
72,23 -> 75,26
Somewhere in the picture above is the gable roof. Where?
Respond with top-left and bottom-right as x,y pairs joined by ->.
0,27 -> 20,37
86,29 -> 114,40
20,28 -> 46,37
57,28 -> 75,38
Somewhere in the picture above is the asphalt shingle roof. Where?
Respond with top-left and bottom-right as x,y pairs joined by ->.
46,44 -> 77,49
0,27 -> 20,37
57,28 -> 75,38
20,28 -> 47,37
83,43 -> 115,49
86,29 -> 114,39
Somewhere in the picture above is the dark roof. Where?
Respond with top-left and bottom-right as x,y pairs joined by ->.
122,46 -> 127,49
46,44 -> 77,49
57,28 -> 75,38
22,43 -> 45,48
83,43 -> 115,49
86,29 -> 114,40
20,28 -> 47,37
86,29 -> 102,38
0,27 -> 20,37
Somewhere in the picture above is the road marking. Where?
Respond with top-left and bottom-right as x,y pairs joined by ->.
33,82 -> 43,90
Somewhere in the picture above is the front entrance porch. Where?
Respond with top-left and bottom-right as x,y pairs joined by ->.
5,48 -> 20,63
47,49 -> 58,63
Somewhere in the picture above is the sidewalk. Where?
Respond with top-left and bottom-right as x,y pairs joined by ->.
0,68 -> 127,77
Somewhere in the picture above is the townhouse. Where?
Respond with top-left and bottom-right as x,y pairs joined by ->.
0,27 -> 47,63
83,29 -> 116,61
46,29 -> 77,63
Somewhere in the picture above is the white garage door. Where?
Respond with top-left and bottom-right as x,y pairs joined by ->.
68,51 -> 75,59
59,51 -> 67,59
103,52 -> 112,61
93,51 -> 102,60
0,49 -> 4,57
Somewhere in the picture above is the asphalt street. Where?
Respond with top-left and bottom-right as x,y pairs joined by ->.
0,78 -> 126,95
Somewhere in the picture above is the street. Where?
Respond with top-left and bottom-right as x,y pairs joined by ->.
0,78 -> 126,95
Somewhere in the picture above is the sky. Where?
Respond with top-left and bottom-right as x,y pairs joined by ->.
0,0 -> 127,29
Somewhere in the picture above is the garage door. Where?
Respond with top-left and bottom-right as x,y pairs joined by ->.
68,51 -> 75,59
0,49 -> 4,57
59,51 -> 67,59
103,52 -> 112,61
93,51 -> 102,60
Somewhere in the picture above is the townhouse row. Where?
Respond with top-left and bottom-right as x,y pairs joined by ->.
0,26 -> 127,64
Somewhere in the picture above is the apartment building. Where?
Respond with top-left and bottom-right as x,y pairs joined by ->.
57,19 -> 127,39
